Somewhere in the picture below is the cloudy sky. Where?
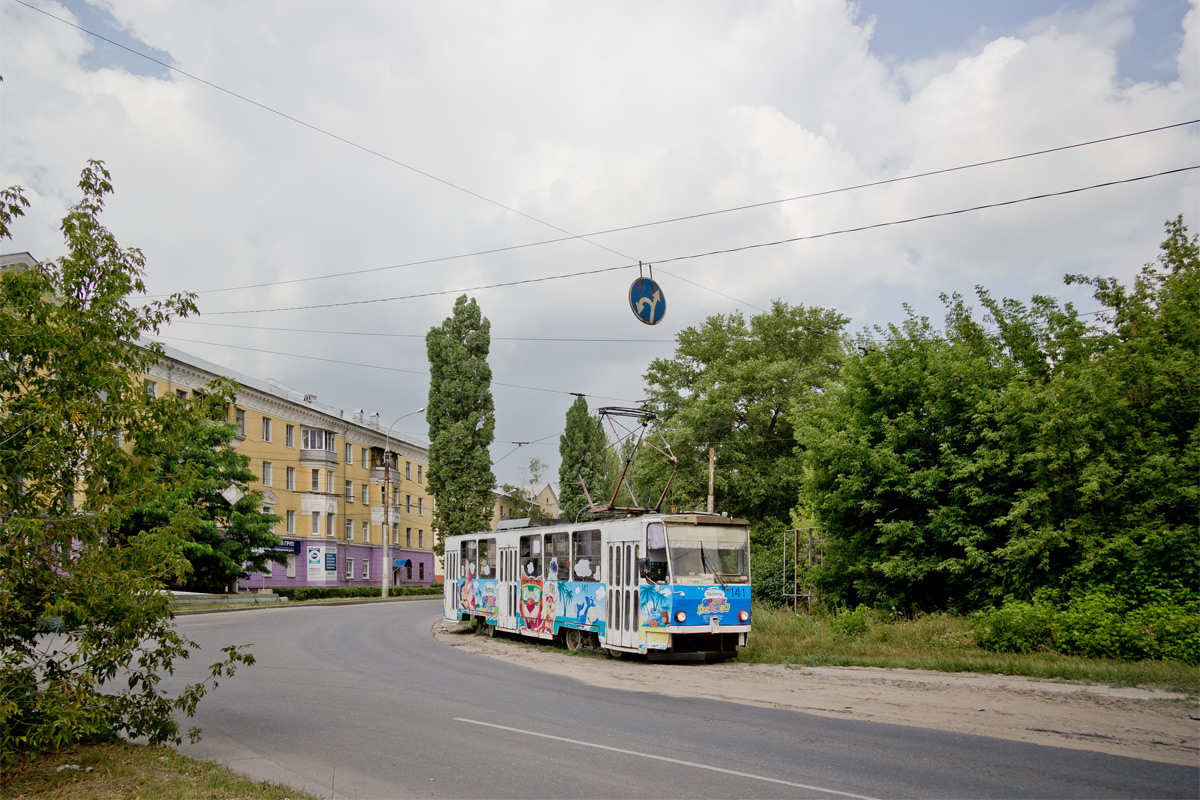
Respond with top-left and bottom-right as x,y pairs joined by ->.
2,0 -> 1197,489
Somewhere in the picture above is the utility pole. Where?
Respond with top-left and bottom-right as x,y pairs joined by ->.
382,455 -> 391,598
382,407 -> 425,598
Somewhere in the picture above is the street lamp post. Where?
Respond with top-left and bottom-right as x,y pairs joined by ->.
382,407 -> 424,598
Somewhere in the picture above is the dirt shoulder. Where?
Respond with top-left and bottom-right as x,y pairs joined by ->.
433,620 -> 1199,766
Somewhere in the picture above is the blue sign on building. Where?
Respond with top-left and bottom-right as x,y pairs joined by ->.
629,277 -> 666,325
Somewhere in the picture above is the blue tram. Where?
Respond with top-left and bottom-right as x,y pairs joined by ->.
443,512 -> 751,659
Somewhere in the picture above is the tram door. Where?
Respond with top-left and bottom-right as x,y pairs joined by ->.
499,546 -> 518,631
444,549 -> 459,620
606,540 -> 639,650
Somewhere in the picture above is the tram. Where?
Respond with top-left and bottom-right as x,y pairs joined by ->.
443,512 -> 751,659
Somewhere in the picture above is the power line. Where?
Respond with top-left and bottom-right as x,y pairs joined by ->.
13,0 -> 633,265
146,335 -> 643,404
145,119 -> 1199,297
170,320 -> 674,343
198,165 -> 1199,316
20,1 -> 768,315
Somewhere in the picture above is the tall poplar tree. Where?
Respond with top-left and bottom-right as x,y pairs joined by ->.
558,396 -> 610,522
426,295 -> 495,553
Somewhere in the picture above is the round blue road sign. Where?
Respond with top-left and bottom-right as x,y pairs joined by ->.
629,277 -> 666,325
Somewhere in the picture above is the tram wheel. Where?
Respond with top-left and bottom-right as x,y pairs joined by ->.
483,622 -> 496,638
563,628 -> 583,652
605,647 -> 624,659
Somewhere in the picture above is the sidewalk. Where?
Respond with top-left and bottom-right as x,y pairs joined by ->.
171,591 -> 438,615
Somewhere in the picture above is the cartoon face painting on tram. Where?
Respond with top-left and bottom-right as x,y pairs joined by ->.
443,513 -> 751,659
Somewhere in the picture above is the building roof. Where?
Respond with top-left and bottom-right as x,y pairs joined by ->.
145,339 -> 428,449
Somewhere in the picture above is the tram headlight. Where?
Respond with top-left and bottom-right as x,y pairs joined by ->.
738,609 -> 750,623
674,610 -> 687,624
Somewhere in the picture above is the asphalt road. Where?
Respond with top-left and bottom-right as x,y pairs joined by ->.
169,600 -> 1198,799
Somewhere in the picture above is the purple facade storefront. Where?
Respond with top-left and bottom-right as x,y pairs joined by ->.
235,537 -> 436,592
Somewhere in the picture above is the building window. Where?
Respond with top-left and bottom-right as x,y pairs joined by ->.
406,495 -> 412,513
346,558 -> 354,581
287,467 -> 295,491
326,471 -> 334,494
234,408 -> 246,436
175,388 -> 188,399
345,519 -> 352,540
392,487 -> 399,506
361,448 -> 368,469
361,484 -> 368,505
391,524 -> 398,545
311,469 -> 319,492
262,461 -> 272,487
301,427 -> 335,453
362,559 -> 369,580
286,424 -> 295,448
345,480 -> 353,502
405,461 -> 411,480
311,512 -> 320,534
406,528 -> 412,547
326,514 -> 335,537
363,521 -> 370,543
406,562 -> 413,580
262,417 -> 272,442
418,498 -> 423,516
344,442 -> 352,463
285,555 -> 296,578
418,530 -> 424,548
287,510 -> 295,533
144,379 -> 157,397
417,465 -> 423,483
419,562 -> 425,581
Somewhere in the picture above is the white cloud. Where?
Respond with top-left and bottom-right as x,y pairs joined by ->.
2,0 -> 1196,486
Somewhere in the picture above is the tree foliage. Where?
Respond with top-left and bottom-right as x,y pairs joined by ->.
426,295 -> 496,552
557,396 -> 612,522
119,379 -> 283,592
798,218 -> 1199,620
0,162 -> 253,765
640,300 -> 848,529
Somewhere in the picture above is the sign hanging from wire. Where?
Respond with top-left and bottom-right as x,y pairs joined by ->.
629,263 -> 665,325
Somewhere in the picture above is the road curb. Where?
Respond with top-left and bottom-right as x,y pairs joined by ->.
172,594 -> 440,615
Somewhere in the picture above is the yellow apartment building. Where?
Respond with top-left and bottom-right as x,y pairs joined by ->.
145,344 -> 436,590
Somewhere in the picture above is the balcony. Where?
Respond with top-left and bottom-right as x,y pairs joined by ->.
300,449 -> 338,466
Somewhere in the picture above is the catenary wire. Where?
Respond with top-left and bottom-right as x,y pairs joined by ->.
196,165 -> 1199,316
24,0 -> 1190,321
10,0 -> 639,266
16,3 -> 765,315
149,119 -> 1200,297
145,335 -> 643,404
170,320 -> 675,343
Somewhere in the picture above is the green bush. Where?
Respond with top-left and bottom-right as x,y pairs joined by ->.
272,585 -> 441,602
971,598 -> 1056,654
830,604 -> 874,638
972,590 -> 1200,664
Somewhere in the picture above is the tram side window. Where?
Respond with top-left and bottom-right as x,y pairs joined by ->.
548,532 -> 570,582
460,540 -> 477,580
572,530 -> 601,582
520,535 -> 542,578
479,538 -> 496,578
645,522 -> 668,583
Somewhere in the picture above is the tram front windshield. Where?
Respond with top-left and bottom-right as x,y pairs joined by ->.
666,526 -> 749,584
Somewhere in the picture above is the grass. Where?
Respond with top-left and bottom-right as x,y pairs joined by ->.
1,742 -> 322,800
742,603 -> 1200,695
